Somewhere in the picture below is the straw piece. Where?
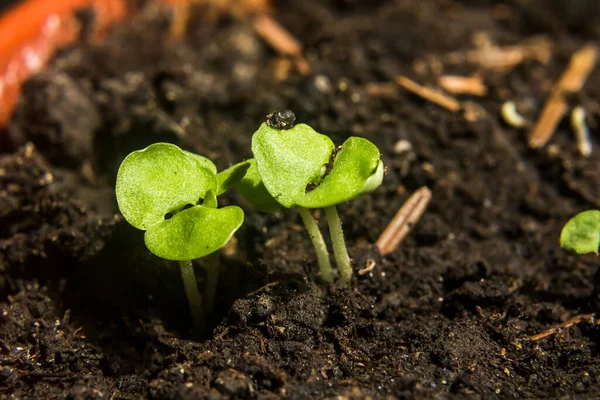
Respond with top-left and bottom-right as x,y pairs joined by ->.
252,13 -> 310,75
375,186 -> 432,255
529,313 -> 595,341
439,75 -> 487,96
395,76 -> 461,112
528,45 -> 598,148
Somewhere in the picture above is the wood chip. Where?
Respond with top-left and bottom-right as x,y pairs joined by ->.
528,44 -> 598,148
529,313 -> 595,341
375,186 -> 432,255
439,75 -> 487,96
395,76 -> 461,112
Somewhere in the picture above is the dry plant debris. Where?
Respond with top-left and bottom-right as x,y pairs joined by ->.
528,44 -> 598,148
529,313 -> 596,341
252,13 -> 310,75
395,76 -> 461,113
358,259 -> 376,275
376,186 -> 432,256
443,35 -> 552,73
439,75 -> 487,96
168,0 -> 310,74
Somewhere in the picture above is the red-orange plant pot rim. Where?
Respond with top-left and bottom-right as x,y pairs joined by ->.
0,0 -> 185,129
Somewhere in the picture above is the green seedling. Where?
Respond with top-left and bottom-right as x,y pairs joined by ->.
116,143 -> 248,330
240,111 -> 384,285
560,210 -> 600,255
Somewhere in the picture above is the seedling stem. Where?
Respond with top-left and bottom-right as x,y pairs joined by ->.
325,205 -> 352,286
298,207 -> 334,283
179,260 -> 204,332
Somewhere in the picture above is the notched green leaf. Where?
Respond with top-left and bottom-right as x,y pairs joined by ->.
560,210 -> 600,255
297,137 -> 384,208
116,143 -> 218,230
145,205 -> 244,260
216,161 -> 251,196
237,159 -> 281,213
252,123 -> 334,208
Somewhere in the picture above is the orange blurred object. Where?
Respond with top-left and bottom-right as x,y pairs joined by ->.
0,0 -> 307,129
0,0 -> 167,128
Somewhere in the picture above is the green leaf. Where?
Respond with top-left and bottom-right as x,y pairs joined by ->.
560,210 -> 600,255
297,137 -> 384,208
185,151 -> 218,175
203,190 -> 218,208
145,205 -> 244,260
216,161 -> 251,196
116,143 -> 217,230
357,160 -> 384,196
237,159 -> 282,213
252,123 -> 334,208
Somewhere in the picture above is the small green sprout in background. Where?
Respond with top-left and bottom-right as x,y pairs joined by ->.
560,210 -> 600,255
116,143 -> 248,331
240,110 -> 384,286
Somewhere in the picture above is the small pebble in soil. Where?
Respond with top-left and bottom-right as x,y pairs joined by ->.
266,110 -> 296,130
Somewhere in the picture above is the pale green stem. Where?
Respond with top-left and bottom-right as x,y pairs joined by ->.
179,260 -> 204,331
203,252 -> 220,314
325,205 -> 352,286
298,207 -> 334,283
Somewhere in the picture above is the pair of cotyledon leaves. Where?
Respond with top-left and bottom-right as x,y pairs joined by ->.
560,210 -> 600,255
240,123 -> 384,211
116,123 -> 383,261
116,144 -> 247,261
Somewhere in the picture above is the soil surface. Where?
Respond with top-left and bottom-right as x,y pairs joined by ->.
2,0 -> 600,398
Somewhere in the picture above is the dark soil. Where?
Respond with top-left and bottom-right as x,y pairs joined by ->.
2,0 -> 600,398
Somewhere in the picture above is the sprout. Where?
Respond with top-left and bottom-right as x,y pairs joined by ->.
116,143 -> 248,331
560,210 -> 600,255
240,111 -> 384,285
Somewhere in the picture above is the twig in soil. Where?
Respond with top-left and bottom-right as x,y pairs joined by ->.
443,36 -> 551,73
438,75 -> 487,96
252,13 -> 310,75
168,1 -> 191,39
246,281 -> 279,297
358,259 -> 376,275
72,326 -> 86,339
571,106 -> 592,157
395,76 -> 461,112
528,44 -> 598,148
528,313 -> 596,341
168,0 -> 310,75
375,186 -> 432,256
214,326 -> 231,340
